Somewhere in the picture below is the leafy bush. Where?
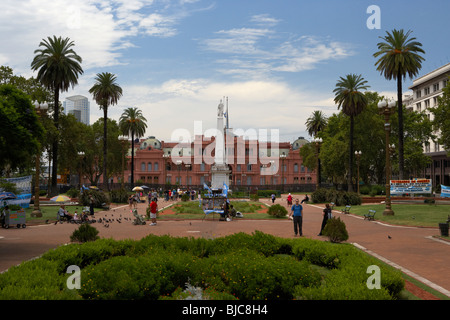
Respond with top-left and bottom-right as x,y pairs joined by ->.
66,188 -> 79,199
267,204 -> 288,218
322,217 -> 349,243
109,188 -> 129,203
70,224 -> 100,243
181,193 -> 190,202
311,188 -> 361,206
0,231 -> 404,300
249,193 -> 259,201
80,190 -> 109,207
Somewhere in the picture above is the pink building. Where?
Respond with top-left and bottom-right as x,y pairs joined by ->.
120,134 -> 317,192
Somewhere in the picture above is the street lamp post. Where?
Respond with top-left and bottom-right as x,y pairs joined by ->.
355,150 -> 362,194
280,154 -> 287,193
31,101 -> 48,218
118,135 -> 129,189
313,137 -> 322,190
77,151 -> 85,190
378,98 -> 396,216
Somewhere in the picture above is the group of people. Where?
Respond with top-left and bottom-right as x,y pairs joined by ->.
219,200 -> 238,221
287,195 -> 333,237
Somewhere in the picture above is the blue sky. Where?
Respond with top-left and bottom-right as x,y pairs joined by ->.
1,0 -> 449,142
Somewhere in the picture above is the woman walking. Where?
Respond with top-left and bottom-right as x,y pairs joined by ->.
318,203 -> 332,236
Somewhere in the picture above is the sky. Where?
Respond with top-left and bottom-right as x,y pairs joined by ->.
1,0 -> 449,143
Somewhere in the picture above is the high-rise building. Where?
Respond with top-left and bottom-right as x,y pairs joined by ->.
63,95 -> 90,125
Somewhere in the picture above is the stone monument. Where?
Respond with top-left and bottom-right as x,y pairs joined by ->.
211,99 -> 230,190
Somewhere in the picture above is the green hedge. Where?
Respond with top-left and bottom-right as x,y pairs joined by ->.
312,188 -> 362,206
0,231 -> 404,300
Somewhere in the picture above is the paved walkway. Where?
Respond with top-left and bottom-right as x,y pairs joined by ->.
1,195 -> 449,298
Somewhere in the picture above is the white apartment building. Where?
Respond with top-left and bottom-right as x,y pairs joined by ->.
63,95 -> 90,125
407,63 -> 450,188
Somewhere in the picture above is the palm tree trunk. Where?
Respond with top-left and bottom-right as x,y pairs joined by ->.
397,70 -> 404,179
50,89 -> 59,196
131,131 -> 135,187
103,106 -> 108,190
348,115 -> 354,192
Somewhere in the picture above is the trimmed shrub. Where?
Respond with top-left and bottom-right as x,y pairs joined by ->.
80,189 -> 109,207
70,224 -> 100,243
311,188 -> 361,206
267,204 -> 288,218
322,217 -> 349,243
0,231 -> 404,300
109,188 -> 129,203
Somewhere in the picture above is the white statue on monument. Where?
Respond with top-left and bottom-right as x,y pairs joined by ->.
211,98 -> 230,190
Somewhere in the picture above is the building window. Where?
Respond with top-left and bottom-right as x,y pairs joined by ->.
301,164 -> 305,172
294,163 -> 298,173
246,176 -> 252,185
200,163 -> 205,171
147,162 -> 152,171
433,83 -> 440,92
247,164 -> 252,171
154,162 -> 159,171
433,96 -> 438,106
237,164 -> 241,172
294,177 -> 299,184
141,162 -> 146,171
416,102 -> 421,112
416,90 -> 421,98
424,87 -> 430,95
424,99 -> 430,108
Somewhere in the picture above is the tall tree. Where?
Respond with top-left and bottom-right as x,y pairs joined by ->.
31,36 -> 83,195
89,72 -> 123,190
305,110 -> 328,137
373,29 -> 425,179
333,74 -> 370,192
119,107 -> 148,187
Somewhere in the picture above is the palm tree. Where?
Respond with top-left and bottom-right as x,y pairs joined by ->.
373,29 -> 425,179
119,107 -> 148,187
89,72 -> 123,190
31,35 -> 83,196
333,74 -> 370,192
305,110 -> 328,137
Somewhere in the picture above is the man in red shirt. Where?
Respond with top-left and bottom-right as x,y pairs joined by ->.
149,198 -> 158,226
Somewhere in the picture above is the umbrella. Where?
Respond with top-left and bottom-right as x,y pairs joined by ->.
89,186 -> 100,190
132,186 -> 144,192
50,195 -> 71,202
0,192 -> 17,201
140,185 -> 150,190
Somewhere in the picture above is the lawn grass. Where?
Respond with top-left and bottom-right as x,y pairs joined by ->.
158,200 -> 286,220
334,203 -> 449,227
23,205 -> 101,224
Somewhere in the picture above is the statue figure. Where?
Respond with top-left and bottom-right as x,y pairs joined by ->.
217,100 -> 224,117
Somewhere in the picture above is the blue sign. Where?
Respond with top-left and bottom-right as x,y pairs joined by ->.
441,185 -> 450,198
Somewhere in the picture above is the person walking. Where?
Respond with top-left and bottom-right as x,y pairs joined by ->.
271,193 -> 276,204
318,203 -> 332,236
149,197 -> 158,226
89,195 -> 95,215
287,193 -> 293,206
289,199 -> 303,237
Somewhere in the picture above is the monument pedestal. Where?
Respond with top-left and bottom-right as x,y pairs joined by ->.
211,164 -> 230,190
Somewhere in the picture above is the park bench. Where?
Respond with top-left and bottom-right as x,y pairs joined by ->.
341,205 -> 351,214
364,209 -> 376,221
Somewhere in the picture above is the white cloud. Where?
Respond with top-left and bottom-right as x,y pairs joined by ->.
0,0 -> 199,75
199,16 -> 354,78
